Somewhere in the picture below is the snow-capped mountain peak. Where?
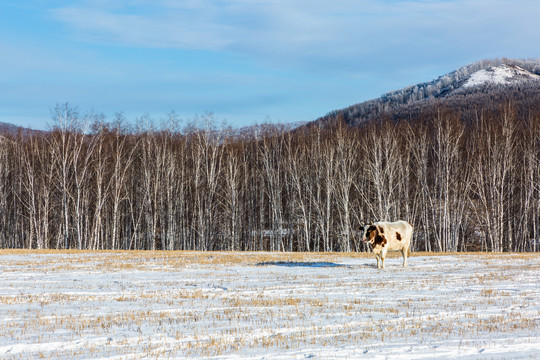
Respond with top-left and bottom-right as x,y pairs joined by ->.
463,64 -> 540,88
315,58 -> 540,127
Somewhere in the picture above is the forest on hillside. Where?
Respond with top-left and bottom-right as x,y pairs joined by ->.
320,58 -> 540,126
1,101 -> 539,252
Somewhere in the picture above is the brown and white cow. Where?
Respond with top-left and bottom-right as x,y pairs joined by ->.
360,221 -> 413,269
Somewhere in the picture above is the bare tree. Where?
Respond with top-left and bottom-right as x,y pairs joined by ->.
109,115 -> 137,249
259,126 -> 288,251
361,120 -> 401,221
190,114 -> 224,250
308,126 -> 337,251
19,132 -> 55,249
333,121 -> 359,251
470,105 -> 517,251
285,130 -> 315,251
48,103 -> 80,249
0,135 -> 9,248
221,133 -> 246,251
431,111 -> 470,251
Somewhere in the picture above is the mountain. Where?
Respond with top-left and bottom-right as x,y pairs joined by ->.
0,121 -> 26,134
314,58 -> 540,127
0,121 -> 42,136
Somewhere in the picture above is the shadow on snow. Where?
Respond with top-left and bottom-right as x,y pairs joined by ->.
256,261 -> 350,268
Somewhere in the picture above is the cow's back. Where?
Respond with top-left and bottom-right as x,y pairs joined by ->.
374,220 -> 412,251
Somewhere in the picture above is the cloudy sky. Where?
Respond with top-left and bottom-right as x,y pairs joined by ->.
2,0 -> 540,129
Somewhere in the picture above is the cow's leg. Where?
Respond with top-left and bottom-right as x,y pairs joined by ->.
381,249 -> 387,269
375,255 -> 381,269
402,246 -> 408,267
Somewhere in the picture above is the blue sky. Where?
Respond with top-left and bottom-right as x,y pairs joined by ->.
2,1 -> 540,129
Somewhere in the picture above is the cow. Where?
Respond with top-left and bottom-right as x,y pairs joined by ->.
360,220 -> 413,269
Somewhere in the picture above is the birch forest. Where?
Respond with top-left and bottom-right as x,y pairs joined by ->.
1,101 -> 539,252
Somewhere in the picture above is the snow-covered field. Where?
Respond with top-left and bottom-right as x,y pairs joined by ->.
0,251 -> 539,359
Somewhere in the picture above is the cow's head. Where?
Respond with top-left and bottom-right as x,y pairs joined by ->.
361,224 -> 386,247
360,224 -> 377,244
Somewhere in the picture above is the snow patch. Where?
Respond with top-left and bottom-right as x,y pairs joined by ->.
463,64 -> 540,88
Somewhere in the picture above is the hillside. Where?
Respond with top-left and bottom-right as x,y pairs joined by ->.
0,121 -> 43,136
0,121 -> 25,134
315,58 -> 540,127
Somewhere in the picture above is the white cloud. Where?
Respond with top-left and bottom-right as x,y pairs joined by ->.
50,0 -> 540,73
52,5 -> 230,49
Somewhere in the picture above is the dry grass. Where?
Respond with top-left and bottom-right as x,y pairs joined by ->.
2,248 -> 538,270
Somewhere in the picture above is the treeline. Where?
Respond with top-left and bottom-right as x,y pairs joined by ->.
1,103 -> 539,252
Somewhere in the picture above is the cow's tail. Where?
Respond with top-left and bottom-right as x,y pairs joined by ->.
407,221 -> 413,257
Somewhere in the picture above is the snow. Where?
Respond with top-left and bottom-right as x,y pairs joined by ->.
463,64 -> 540,88
0,252 -> 539,359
